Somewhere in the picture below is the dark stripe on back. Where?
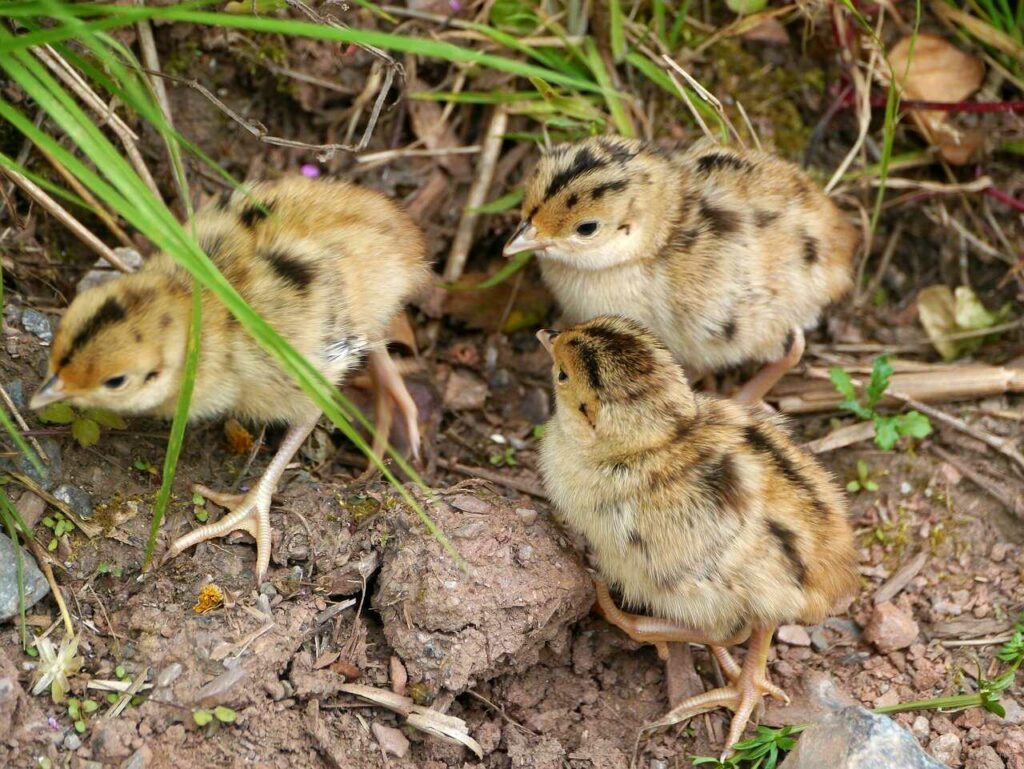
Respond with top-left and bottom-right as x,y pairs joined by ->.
261,248 -> 314,291
597,139 -> 639,164
721,318 -> 737,340
767,519 -> 807,585
60,297 -> 125,368
565,193 -> 579,209
544,148 -> 608,200
591,179 -> 629,200
700,454 -> 744,513
697,153 -> 753,175
744,423 -> 829,520
576,341 -> 602,391
754,210 -> 780,228
241,200 -> 274,228
699,199 -> 741,238
802,233 -> 820,265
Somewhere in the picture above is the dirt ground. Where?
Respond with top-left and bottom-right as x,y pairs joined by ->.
1,5 -> 1023,769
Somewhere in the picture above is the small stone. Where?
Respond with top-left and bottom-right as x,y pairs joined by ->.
453,521 -> 487,539
155,663 -> 183,689
371,722 -> 409,758
929,733 -> 962,766
515,508 -> 538,526
515,544 -> 534,566
810,627 -> 829,652
1000,697 -> 1023,725
21,308 -> 53,342
874,689 -> 900,709
900,481 -> 913,495
911,716 -> 930,740
63,733 -> 82,751
777,625 -> 812,647
15,491 -> 47,530
864,602 -> 919,652
11,438 -> 61,491
449,494 -> 492,514
0,533 -> 50,622
932,599 -> 963,617
650,761 -> 668,769
53,484 -> 93,520
195,666 -> 248,706
259,582 -> 278,599
990,543 -> 1012,563
967,746 -> 1005,769
76,249 -> 144,292
4,381 -> 25,410
443,369 -> 488,411
123,747 -> 151,769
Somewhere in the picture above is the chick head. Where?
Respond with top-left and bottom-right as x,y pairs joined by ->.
30,274 -> 189,415
538,315 -> 695,440
505,138 -> 658,269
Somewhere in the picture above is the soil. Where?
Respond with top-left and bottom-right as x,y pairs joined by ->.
1,6 -> 1023,769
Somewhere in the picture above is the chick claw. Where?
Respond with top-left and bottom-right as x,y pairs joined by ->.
163,483 -> 274,583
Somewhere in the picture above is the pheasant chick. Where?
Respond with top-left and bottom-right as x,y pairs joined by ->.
537,315 -> 858,755
507,137 -> 859,404
30,176 -> 431,583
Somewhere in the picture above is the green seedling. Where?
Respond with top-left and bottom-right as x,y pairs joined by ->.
830,356 -> 932,451
132,458 -> 158,477
97,562 -> 124,578
531,424 -> 546,440
489,446 -> 518,468
692,724 -> 804,769
42,512 -> 73,552
67,696 -> 100,733
193,705 -> 237,726
36,403 -> 126,448
192,491 -> 208,523
846,460 -> 879,493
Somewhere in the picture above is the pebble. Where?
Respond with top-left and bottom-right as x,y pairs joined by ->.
443,369 -> 488,411
967,746 -> 1006,769
21,308 -> 53,343
11,438 -> 61,491
929,733 -> 962,766
14,491 -> 47,530
990,543 -> 1012,563
864,601 -> 919,652
155,662 -> 183,689
515,544 -> 534,566
4,380 -> 25,410
0,533 -> 50,622
63,733 -> 83,751
54,484 -> 94,520
931,599 -> 964,617
259,582 -> 278,599
453,521 -> 487,539
76,248 -> 143,292
911,716 -> 931,741
195,666 -> 248,706
371,723 -> 410,758
449,494 -> 492,514
900,481 -> 913,495
122,747 -> 151,769
650,761 -> 668,769
1000,697 -> 1023,725
515,508 -> 538,525
810,627 -> 829,652
777,625 -> 812,647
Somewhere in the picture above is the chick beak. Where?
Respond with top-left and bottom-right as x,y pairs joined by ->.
536,329 -> 559,354
29,375 -> 66,410
503,222 -> 547,257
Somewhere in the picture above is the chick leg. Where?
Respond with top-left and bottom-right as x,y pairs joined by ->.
367,348 -> 421,462
163,412 -> 320,583
734,329 -> 805,406
653,626 -> 790,758
594,580 -> 749,657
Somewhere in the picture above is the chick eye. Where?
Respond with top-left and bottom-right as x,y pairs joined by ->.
558,369 -> 568,382
575,221 -> 599,237
103,375 -> 127,389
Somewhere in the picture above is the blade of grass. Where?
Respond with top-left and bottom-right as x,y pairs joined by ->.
609,0 -> 627,63
0,401 -> 44,476
469,188 -> 523,214
582,38 -> 634,136
445,250 -> 534,291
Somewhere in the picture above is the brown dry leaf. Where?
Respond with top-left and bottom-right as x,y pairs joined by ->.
888,34 -> 985,165
329,659 -> 362,682
223,418 -> 254,455
741,16 -> 789,45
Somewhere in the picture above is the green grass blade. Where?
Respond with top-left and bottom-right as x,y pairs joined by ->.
0,394 -> 44,476
609,0 -> 627,63
582,38 -> 634,136
469,188 -> 523,214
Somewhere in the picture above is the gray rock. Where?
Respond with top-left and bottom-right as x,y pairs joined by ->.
76,248 -> 144,293
8,438 -> 62,491
63,732 -> 82,751
54,484 -> 93,520
779,676 -> 949,769
21,308 -> 53,343
929,734 -> 962,766
0,533 -> 50,622
4,381 -> 25,410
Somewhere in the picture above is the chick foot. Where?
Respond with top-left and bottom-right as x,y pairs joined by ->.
162,413 -> 320,583
734,329 -> 805,407
653,626 -> 789,758
367,348 -> 421,465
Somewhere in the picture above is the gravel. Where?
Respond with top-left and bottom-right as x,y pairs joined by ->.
0,533 -> 50,622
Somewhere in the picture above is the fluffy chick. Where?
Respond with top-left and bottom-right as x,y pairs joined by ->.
507,137 -> 859,404
537,315 -> 858,754
30,176 -> 430,582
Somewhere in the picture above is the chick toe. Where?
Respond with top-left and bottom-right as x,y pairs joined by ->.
366,348 -> 421,464
734,328 -> 806,406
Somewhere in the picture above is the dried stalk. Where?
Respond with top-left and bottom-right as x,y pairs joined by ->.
929,444 -> 1024,518
0,382 -> 49,462
444,106 -> 508,283
1,166 -> 135,273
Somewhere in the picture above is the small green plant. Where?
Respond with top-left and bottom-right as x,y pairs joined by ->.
830,356 -> 932,451
846,460 -> 879,493
97,562 -> 124,578
692,724 -> 805,769
37,403 -> 126,448
192,491 -> 208,523
42,512 -> 73,552
132,458 -> 158,477
531,424 -> 546,440
193,705 -> 237,726
67,696 -> 100,733
489,446 -> 519,467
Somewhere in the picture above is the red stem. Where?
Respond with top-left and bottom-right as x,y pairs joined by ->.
900,99 -> 1024,114
984,186 -> 1024,214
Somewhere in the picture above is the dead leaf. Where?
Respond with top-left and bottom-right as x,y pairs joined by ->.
224,418 -> 253,455
329,659 -> 362,681
888,34 -> 985,165
917,284 -> 1011,361
741,16 -> 789,45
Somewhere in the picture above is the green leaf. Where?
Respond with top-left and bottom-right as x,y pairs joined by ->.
984,700 -> 1006,718
36,402 -> 75,425
453,250 -> 533,291
727,0 -> 768,13
865,480 -> 879,492
608,0 -> 627,63
828,367 -> 858,403
82,408 -> 127,429
74,719 -> 86,733
195,509 -> 208,522
82,699 -> 98,713
42,516 -> 55,528
896,411 -> 932,440
67,698 -> 80,719
846,480 -> 861,492
192,709 -> 213,726
866,356 -> 893,408
47,537 -> 58,552
873,415 -> 900,451
469,188 -> 523,215
115,665 -> 126,679
71,417 -> 101,447
213,705 -> 236,723
106,693 -> 119,705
